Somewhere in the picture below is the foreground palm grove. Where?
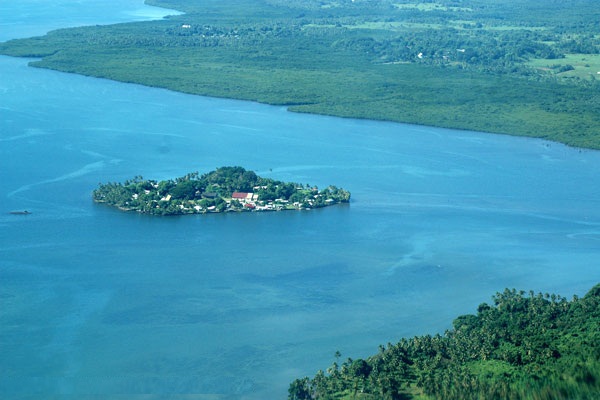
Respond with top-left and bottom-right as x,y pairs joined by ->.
289,283 -> 600,399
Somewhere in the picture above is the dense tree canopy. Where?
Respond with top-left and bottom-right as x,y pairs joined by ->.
289,283 -> 600,399
0,0 -> 598,148
93,166 -> 350,215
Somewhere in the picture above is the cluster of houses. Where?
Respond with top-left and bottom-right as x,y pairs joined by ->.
129,187 -> 327,213
97,173 -> 348,215
228,189 -> 331,212
231,191 -> 262,209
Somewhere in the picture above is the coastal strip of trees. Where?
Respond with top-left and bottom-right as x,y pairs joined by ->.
0,0 -> 598,149
289,283 -> 600,400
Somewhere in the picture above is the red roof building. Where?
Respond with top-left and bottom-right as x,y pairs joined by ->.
232,192 -> 249,200
232,192 -> 258,202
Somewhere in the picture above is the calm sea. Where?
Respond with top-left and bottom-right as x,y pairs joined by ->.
1,1 -> 599,398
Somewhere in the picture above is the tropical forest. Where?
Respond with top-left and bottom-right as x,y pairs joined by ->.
289,283 -> 600,399
3,1 -> 598,398
0,0 -> 598,148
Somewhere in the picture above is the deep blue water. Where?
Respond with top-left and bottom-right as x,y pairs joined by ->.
1,1 -> 599,399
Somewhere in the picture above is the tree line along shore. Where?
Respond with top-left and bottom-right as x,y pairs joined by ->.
289,283 -> 600,400
0,0 -> 598,149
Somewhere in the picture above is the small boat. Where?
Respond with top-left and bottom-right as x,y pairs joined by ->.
9,210 -> 31,215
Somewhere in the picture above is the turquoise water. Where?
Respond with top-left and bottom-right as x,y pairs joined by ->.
1,1 -> 599,398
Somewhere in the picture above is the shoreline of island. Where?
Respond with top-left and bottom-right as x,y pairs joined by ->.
93,166 -> 350,216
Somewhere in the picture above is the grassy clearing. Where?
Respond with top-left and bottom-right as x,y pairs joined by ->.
342,20 -> 546,33
482,24 -> 547,31
528,54 -> 600,80
345,21 -> 443,31
393,3 -> 473,12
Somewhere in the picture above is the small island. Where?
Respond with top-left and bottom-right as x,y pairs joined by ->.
93,166 -> 350,215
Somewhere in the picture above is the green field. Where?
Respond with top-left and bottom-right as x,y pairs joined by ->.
528,54 -> 600,80
393,3 -> 473,12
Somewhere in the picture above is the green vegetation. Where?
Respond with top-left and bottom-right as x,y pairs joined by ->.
289,283 -> 600,400
527,54 -> 600,80
0,0 -> 599,148
93,166 -> 350,215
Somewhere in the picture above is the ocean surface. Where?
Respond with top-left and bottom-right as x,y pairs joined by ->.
1,1 -> 599,399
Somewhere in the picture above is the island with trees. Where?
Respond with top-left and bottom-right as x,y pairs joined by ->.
93,166 -> 350,215
289,283 -> 600,400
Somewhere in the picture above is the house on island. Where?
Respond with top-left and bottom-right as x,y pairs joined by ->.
202,192 -> 217,199
232,192 -> 258,203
